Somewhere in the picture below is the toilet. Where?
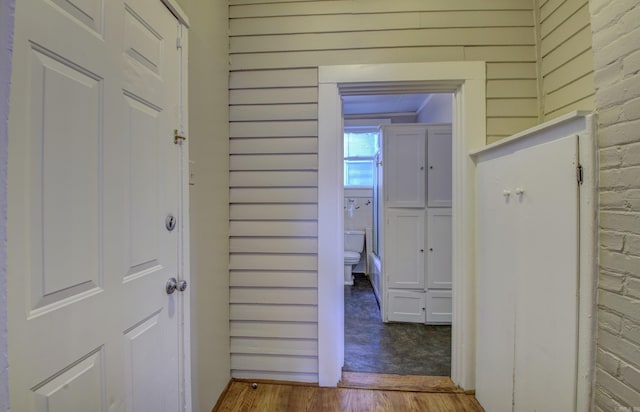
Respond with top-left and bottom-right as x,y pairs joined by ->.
344,230 -> 365,285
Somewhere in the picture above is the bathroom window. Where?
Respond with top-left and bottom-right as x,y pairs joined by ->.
344,129 -> 378,187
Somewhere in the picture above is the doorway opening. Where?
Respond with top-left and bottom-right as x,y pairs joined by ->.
341,93 -> 454,377
317,62 -> 486,390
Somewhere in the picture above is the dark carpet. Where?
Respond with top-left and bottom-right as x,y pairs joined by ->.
343,273 -> 451,376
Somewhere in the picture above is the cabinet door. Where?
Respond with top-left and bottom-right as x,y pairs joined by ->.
383,126 -> 426,208
387,290 -> 426,323
512,135 -> 579,412
426,290 -> 452,324
427,126 -> 452,207
426,208 -> 452,289
385,209 -> 425,289
475,152 -> 517,412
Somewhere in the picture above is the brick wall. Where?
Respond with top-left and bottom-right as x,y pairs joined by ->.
590,0 -> 640,410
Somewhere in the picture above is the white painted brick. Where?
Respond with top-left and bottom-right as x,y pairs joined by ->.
621,362 -> 640,391
599,290 -> 640,323
591,0 -> 639,33
599,105 -> 623,127
622,143 -> 640,167
597,75 -> 640,111
601,270 -> 626,292
623,49 -> 640,78
600,166 -> 640,190
600,146 -> 624,169
601,212 -> 640,235
595,63 -> 624,98
626,234 -> 640,255
594,26 -> 640,70
601,308 -> 624,333
600,190 -> 640,212
601,250 -> 640,275
595,387 -> 626,412
593,25 -> 624,57
628,278 -> 640,300
597,368 -> 640,406
623,319 -> 640,346
602,230 -> 626,252
622,96 -> 640,122
598,117 -> 640,147
600,348 -> 622,375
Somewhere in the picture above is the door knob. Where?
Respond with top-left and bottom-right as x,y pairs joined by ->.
166,277 -> 178,294
166,278 -> 187,294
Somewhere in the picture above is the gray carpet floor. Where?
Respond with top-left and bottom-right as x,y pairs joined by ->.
343,273 -> 451,376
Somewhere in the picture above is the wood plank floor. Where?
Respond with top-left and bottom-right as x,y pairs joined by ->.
339,372 -> 463,393
214,380 -> 484,411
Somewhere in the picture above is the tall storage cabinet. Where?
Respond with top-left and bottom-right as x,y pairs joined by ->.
474,115 -> 590,412
374,124 -> 452,324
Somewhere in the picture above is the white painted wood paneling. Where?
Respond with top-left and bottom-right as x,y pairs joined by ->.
228,0 -> 537,382
537,0 -> 594,120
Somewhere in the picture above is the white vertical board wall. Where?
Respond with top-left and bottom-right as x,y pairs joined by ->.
475,116 -> 584,412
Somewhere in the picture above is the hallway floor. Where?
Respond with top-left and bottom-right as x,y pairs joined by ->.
344,274 -> 451,376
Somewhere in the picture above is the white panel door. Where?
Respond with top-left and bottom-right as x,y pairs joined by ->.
426,208 -> 452,289
513,136 -> 579,412
475,152 -> 517,412
385,209 -> 425,289
7,0 -> 186,410
383,126 -> 426,208
387,290 -> 426,323
427,126 -> 452,207
425,289 -> 452,324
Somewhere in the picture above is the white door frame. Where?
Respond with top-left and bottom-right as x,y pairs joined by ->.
317,62 -> 486,390
160,0 -> 192,410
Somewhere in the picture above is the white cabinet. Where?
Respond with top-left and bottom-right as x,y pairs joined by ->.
427,126 -> 452,207
386,209 -> 425,289
475,133 -> 580,412
426,208 -> 452,289
426,290 -> 452,324
381,125 -> 426,208
374,124 -> 452,325
387,290 -> 426,323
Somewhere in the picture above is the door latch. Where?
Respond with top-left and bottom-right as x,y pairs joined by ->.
174,129 -> 187,144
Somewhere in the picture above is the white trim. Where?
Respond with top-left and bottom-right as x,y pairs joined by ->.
176,22 -> 192,412
318,62 -> 486,390
577,113 -> 598,412
161,0 -> 190,27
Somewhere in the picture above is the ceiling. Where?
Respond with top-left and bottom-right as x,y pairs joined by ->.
342,93 -> 432,116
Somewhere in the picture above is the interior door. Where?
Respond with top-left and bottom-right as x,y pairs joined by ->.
7,0 -> 185,410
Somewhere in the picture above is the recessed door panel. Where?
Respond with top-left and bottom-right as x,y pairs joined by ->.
385,209 -> 425,289
383,126 -> 426,208
29,46 -> 103,312
32,348 -> 105,412
426,208 -> 452,289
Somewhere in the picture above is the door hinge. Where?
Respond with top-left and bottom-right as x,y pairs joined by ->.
176,36 -> 182,49
577,164 -> 583,185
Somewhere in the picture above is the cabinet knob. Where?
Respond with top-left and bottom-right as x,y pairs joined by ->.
420,249 -> 424,253
429,248 -> 433,252
420,166 -> 424,170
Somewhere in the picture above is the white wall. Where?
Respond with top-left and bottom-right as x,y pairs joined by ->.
0,0 -> 14,410
174,0 -> 231,410
416,94 -> 453,123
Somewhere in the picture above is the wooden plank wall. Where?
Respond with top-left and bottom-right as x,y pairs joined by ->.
228,0 -> 538,382
537,0 -> 595,120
